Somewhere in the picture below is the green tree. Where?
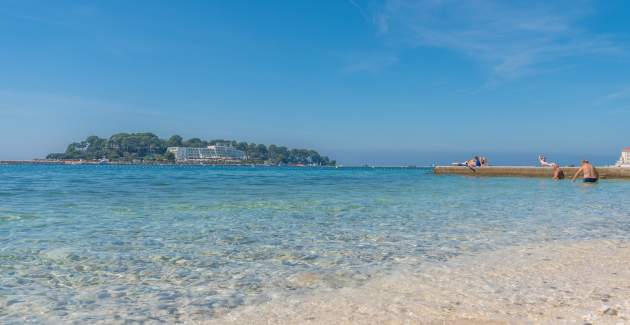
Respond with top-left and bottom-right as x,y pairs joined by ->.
183,138 -> 206,148
47,133 -> 336,166
167,135 -> 183,147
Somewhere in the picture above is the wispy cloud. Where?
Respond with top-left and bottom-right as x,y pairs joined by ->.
0,88 -> 163,118
0,4 -> 94,31
343,52 -> 399,73
348,0 -> 371,24
0,4 -> 132,58
349,0 -> 624,80
603,85 -> 630,101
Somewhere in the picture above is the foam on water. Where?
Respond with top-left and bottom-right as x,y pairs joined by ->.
1,165 -> 629,323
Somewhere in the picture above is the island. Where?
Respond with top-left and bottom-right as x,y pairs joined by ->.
45,133 -> 336,166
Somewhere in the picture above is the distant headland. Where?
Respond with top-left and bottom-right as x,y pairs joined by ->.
43,133 -> 336,166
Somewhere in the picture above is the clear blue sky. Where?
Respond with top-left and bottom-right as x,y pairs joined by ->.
1,0 -> 629,165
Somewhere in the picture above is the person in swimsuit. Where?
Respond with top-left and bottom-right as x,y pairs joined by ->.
572,160 -> 599,183
466,158 -> 477,172
552,164 -> 564,180
538,155 -> 555,167
474,156 -> 481,167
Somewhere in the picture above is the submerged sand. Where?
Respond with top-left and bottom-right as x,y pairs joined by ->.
208,240 -> 630,324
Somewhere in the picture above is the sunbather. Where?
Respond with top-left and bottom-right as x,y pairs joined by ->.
538,155 -> 556,167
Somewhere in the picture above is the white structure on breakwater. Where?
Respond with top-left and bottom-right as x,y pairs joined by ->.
616,147 -> 630,167
167,144 -> 246,161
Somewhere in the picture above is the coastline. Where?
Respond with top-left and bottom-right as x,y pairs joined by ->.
0,160 -> 427,168
0,160 -> 330,167
208,239 -> 630,324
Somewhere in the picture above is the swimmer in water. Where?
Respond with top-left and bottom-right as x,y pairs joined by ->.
552,164 -> 564,180
572,160 -> 598,183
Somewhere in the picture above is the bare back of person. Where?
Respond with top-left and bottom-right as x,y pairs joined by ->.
572,160 -> 598,182
582,163 -> 597,179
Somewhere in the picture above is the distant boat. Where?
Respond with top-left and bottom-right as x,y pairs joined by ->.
98,158 -> 109,165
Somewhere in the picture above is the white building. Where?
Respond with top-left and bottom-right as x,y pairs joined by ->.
167,144 -> 246,161
207,144 -> 247,160
616,147 -> 630,167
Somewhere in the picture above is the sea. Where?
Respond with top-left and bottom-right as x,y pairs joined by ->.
1,165 -> 629,323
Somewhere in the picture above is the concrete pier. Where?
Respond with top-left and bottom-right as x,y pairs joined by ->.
434,166 -> 630,179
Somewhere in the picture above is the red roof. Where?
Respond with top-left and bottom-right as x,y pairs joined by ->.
624,147 -> 630,152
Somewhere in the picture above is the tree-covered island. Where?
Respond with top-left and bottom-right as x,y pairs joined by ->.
47,133 -> 336,166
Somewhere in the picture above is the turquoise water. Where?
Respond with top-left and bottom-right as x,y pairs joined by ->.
1,165 -> 629,323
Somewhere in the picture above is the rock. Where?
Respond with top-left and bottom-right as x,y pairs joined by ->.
41,247 -> 73,261
605,308 -> 618,316
97,291 -> 111,299
287,272 -> 322,288
599,305 -> 618,316
224,296 -> 244,309
175,258 -> 188,265
6,299 -> 23,306
158,291 -> 181,301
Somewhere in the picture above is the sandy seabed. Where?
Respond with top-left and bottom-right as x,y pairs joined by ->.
207,240 -> 630,325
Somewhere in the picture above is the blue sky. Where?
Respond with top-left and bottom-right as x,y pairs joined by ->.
1,0 -> 629,165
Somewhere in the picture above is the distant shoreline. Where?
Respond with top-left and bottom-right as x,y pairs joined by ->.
0,159 -> 319,167
0,160 -> 430,168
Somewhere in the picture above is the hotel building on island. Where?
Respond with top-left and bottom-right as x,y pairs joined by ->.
167,144 -> 246,161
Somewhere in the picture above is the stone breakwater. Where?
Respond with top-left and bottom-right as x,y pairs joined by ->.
434,166 -> 630,179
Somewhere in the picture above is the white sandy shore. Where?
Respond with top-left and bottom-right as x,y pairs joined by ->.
207,240 -> 630,324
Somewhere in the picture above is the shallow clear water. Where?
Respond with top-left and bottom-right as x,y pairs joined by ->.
1,165 -> 629,323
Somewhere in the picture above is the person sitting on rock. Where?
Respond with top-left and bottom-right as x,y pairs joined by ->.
464,156 -> 482,172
